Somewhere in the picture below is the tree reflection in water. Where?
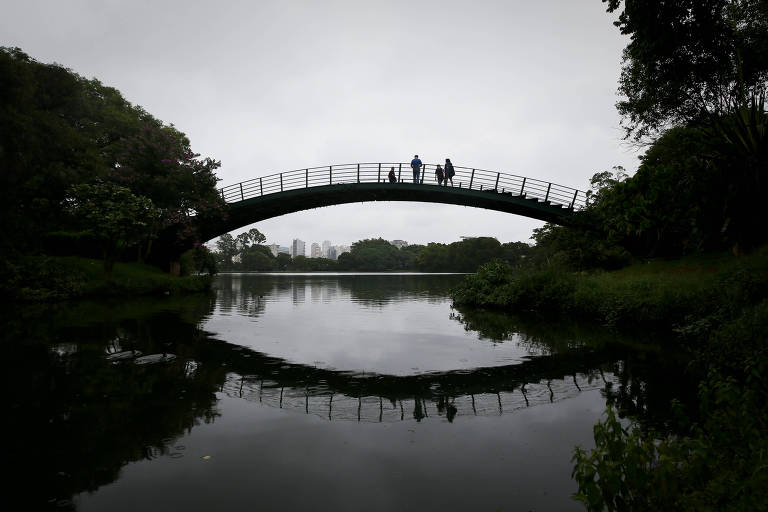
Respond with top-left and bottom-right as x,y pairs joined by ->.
3,277 -> 697,509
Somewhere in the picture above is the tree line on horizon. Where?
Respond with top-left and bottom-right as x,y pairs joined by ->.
207,232 -> 537,273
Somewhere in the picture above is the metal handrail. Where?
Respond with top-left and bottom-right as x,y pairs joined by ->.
218,162 -> 588,210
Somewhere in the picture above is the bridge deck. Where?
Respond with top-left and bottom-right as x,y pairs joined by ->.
219,162 -> 587,210
198,163 -> 588,243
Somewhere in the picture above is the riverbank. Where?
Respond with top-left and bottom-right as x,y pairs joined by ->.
3,256 -> 212,301
452,248 -> 768,509
452,246 -> 768,336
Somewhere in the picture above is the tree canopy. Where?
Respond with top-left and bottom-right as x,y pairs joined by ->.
0,47 -> 224,265
604,0 -> 768,140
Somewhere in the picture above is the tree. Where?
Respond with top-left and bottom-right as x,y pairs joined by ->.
0,47 -> 157,256
109,124 -> 225,260
604,0 -> 768,140
337,238 -> 402,271
275,252 -> 291,270
65,183 -> 159,278
215,234 -> 238,270
241,245 -> 275,271
603,1 -> 768,251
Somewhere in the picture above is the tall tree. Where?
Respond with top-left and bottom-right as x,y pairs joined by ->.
604,1 -> 768,250
604,0 -> 768,140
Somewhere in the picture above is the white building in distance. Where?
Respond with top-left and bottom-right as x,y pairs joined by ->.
321,240 -> 332,258
268,244 -> 290,257
336,245 -> 351,258
291,239 -> 306,258
390,240 -> 408,249
310,242 -> 321,258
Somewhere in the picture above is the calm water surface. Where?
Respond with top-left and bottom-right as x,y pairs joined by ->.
4,274 -> 694,511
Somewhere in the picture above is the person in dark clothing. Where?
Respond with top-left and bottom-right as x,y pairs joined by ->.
411,155 -> 422,183
435,164 -> 445,185
444,158 -> 455,186
388,167 -> 397,183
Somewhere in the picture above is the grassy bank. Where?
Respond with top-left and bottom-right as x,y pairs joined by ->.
452,246 -> 768,335
2,256 -> 212,301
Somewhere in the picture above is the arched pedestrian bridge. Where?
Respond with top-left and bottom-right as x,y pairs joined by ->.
198,162 -> 588,242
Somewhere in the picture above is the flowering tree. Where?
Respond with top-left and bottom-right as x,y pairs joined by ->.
110,124 -> 225,261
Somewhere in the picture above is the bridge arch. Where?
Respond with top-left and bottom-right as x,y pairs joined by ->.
197,162 -> 588,243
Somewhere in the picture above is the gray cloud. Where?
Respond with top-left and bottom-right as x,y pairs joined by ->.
2,0 -> 636,247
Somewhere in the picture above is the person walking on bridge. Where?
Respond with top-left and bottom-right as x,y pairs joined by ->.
411,155 -> 422,184
444,158 -> 455,186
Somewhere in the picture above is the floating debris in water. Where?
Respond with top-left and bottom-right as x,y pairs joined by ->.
106,350 -> 142,362
134,353 -> 177,365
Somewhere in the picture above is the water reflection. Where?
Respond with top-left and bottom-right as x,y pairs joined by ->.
2,275 -> 696,510
214,273 -> 458,313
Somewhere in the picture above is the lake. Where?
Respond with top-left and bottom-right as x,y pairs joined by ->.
4,273 -> 694,511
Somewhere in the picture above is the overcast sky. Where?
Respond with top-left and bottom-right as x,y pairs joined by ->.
2,0 -> 638,250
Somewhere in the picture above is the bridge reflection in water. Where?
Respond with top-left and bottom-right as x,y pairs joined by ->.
222,370 -> 620,423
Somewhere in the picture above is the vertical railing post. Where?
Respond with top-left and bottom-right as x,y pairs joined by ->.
220,189 -> 225,201
494,172 -> 500,191
259,177 -> 263,196
469,169 -> 475,189
329,166 -> 333,185
520,177 -> 526,196
377,163 -> 381,183
305,169 -> 308,188
420,165 -> 425,184
280,173 -> 283,192
398,163 -> 402,182
240,183 -> 244,201
357,163 -> 360,183
570,189 -> 578,209
545,183 -> 551,202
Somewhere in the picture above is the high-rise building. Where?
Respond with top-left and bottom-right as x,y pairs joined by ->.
327,246 -> 337,260
269,244 -> 290,256
310,242 -> 321,258
390,240 -> 408,249
291,239 -> 305,258
336,245 -> 351,258
321,240 -> 332,258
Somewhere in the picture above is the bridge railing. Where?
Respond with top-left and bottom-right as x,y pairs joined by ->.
219,163 -> 588,210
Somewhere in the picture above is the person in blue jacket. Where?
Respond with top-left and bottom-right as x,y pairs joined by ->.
410,155 -> 422,184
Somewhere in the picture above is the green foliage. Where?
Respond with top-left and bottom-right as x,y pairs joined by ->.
180,246 -> 218,276
242,245 -> 275,271
110,123 -> 224,256
450,260 -> 515,307
416,237 -> 514,272
531,222 -> 630,270
65,183 -> 159,277
603,0 -> 768,141
0,48 -> 151,254
1,256 -> 211,301
453,245 -> 768,332
573,358 -> 768,511
337,238 -> 404,271
215,233 -> 238,270
593,3 -> 768,253
0,47 -> 223,266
